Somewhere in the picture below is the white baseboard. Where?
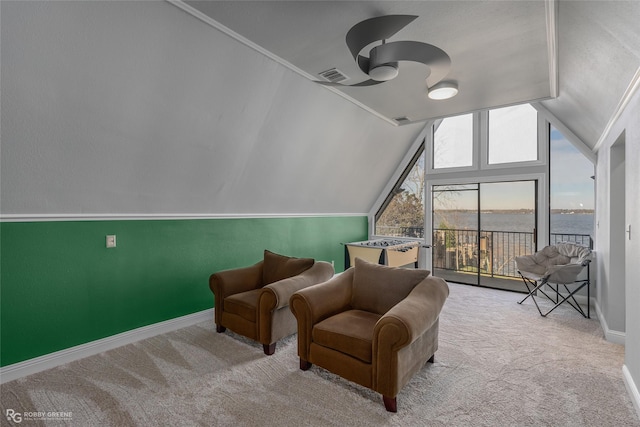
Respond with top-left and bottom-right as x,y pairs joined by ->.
0,309 -> 214,384
594,300 -> 626,345
623,365 -> 640,421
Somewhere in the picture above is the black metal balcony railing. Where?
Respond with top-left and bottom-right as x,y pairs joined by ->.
376,226 -> 592,279
550,233 -> 593,248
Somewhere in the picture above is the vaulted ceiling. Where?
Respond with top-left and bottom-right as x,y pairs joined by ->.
183,0 -> 554,126
180,0 -> 640,150
2,1 -> 639,217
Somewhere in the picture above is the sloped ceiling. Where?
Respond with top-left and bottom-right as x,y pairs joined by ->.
3,1 -> 639,218
1,0 -> 424,216
183,0 -> 554,125
540,0 -> 640,150
181,0 -> 640,150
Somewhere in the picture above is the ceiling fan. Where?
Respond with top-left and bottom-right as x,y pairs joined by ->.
318,15 -> 457,99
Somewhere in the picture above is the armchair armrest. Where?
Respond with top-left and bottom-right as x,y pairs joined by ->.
290,268 -> 354,361
209,261 -> 264,324
290,268 -> 354,324
260,261 -> 335,312
374,276 -> 449,351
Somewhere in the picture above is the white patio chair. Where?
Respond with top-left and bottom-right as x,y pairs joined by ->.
515,242 -> 592,318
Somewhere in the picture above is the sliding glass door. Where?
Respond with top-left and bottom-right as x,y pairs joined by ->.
432,180 -> 537,291
433,184 -> 480,286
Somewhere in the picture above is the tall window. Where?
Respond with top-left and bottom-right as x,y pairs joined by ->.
549,126 -> 594,247
488,104 -> 538,164
375,145 -> 425,238
433,114 -> 473,169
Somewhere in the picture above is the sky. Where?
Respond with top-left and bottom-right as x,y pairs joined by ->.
550,127 -> 594,210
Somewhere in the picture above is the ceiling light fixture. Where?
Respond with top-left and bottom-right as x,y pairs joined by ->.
369,63 -> 399,81
428,81 -> 458,100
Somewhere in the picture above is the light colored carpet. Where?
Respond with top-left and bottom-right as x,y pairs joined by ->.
2,283 -> 639,426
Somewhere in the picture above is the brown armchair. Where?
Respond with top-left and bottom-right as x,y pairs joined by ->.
209,250 -> 334,355
290,258 -> 449,412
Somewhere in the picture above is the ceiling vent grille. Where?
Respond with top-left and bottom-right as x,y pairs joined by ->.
318,68 -> 348,83
394,117 -> 411,124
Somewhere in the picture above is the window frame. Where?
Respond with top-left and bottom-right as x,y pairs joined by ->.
370,102 -> 595,269
373,140 -> 426,238
427,112 -> 479,174
480,105 -> 547,170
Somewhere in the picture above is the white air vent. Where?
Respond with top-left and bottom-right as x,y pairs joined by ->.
318,68 -> 348,83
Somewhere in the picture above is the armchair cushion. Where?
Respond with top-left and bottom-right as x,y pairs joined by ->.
313,310 -> 381,363
224,289 -> 262,322
351,257 -> 431,315
263,249 -> 314,285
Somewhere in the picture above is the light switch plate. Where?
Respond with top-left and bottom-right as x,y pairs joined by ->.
106,235 -> 116,248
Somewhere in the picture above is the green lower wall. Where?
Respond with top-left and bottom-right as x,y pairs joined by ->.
0,216 -> 367,367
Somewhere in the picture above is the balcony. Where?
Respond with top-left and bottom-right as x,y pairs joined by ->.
376,225 -> 592,292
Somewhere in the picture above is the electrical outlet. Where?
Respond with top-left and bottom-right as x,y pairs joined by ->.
106,235 -> 116,248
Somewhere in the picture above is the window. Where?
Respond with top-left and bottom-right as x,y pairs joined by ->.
433,114 -> 473,169
488,104 -> 538,164
549,126 -> 594,247
375,103 -> 550,248
375,144 -> 425,238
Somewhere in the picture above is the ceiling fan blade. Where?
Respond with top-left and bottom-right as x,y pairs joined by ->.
356,55 -> 370,75
370,41 -> 452,85
348,79 -> 386,87
345,15 -> 418,61
316,79 -> 385,87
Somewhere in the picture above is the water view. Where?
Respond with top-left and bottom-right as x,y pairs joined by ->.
434,210 -> 594,236
429,210 -> 593,288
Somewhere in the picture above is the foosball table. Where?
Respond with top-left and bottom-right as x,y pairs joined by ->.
343,239 -> 421,269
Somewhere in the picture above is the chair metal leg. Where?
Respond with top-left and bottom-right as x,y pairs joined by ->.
517,273 -> 537,304
540,280 -> 590,318
519,274 -> 591,318
517,274 -> 547,317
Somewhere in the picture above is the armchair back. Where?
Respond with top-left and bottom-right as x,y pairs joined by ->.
290,257 -> 449,412
351,258 -> 431,314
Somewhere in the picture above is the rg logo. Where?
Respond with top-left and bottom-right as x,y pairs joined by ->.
5,409 -> 22,423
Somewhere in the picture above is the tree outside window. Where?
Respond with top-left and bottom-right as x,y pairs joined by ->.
375,147 -> 425,238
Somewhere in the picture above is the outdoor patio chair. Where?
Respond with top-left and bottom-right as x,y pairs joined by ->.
515,242 -> 592,318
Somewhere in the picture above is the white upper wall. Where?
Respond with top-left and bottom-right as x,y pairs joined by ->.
594,84 -> 640,393
0,1 -> 424,216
